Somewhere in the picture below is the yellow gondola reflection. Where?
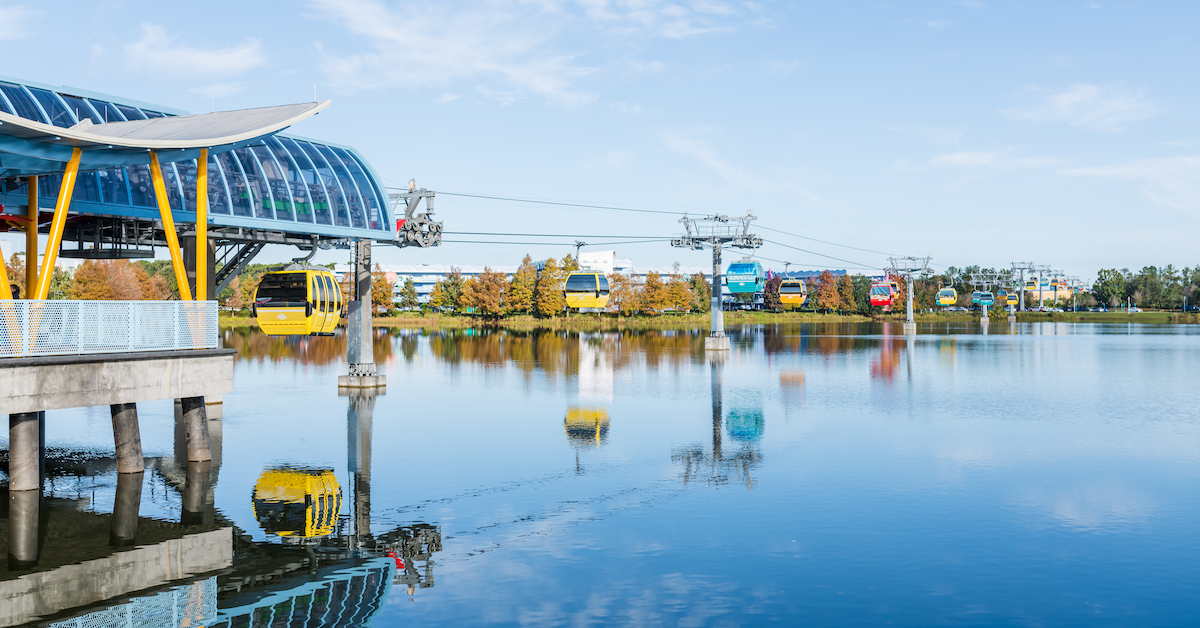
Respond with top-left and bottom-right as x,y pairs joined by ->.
252,468 -> 342,541
565,407 -> 610,445
254,268 -> 342,336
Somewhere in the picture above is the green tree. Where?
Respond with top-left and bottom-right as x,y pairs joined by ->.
1093,269 -> 1127,308
398,277 -> 420,310
837,274 -> 855,313
534,258 -> 567,317
688,272 -> 711,313
507,254 -> 538,314
430,267 -> 466,312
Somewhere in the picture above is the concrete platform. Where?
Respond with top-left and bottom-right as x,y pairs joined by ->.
0,349 -> 234,415
338,375 -> 387,389
704,336 -> 731,351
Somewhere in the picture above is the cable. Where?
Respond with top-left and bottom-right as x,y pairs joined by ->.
758,225 -> 897,257
436,192 -> 686,216
443,231 -> 665,239
440,239 -> 672,246
761,238 -> 882,270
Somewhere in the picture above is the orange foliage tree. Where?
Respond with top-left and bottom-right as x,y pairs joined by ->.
462,266 -> 508,318
814,270 -> 842,312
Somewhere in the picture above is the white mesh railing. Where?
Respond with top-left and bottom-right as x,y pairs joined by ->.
0,300 -> 218,358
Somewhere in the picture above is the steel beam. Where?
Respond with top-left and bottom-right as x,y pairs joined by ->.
34,148 -> 81,300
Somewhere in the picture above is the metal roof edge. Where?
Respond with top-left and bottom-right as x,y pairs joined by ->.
0,73 -> 190,116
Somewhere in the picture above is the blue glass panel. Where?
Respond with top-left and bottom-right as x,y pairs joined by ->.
115,104 -> 146,121
88,100 -> 126,123
97,169 -> 130,205
126,165 -> 156,207
175,159 -> 197,212
161,162 -> 185,211
141,110 -> 167,118
335,149 -> 385,230
317,145 -> 365,229
38,174 -> 62,199
252,144 -> 293,221
215,151 -> 253,218
72,172 -> 103,203
265,138 -> 312,223
291,140 -> 342,226
3,176 -> 28,196
0,83 -> 46,122
59,95 -> 101,123
233,147 -> 274,220
274,138 -> 324,224
206,154 -> 232,216
0,89 -> 12,114
27,88 -> 75,127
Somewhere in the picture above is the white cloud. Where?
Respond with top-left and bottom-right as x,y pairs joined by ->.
1003,84 -> 1161,132
663,134 -> 764,188
1065,155 -> 1200,211
0,5 -> 36,40
123,24 -> 265,76
930,149 -> 1062,169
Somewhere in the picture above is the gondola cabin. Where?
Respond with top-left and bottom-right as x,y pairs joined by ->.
564,272 -> 610,310
1024,279 -> 1037,290
936,287 -> 957,306
978,291 -> 995,305
996,289 -> 1008,302
778,279 -> 808,306
254,269 -> 342,336
869,280 -> 898,308
1006,293 -> 1019,305
971,291 -> 982,304
726,262 -> 766,294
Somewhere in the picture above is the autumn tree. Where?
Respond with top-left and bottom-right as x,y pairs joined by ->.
665,264 -> 693,312
606,273 -> 640,316
70,260 -> 137,300
462,266 -> 507,318
6,253 -> 25,298
371,263 -> 394,314
814,270 -> 841,313
398,277 -> 420,310
837,275 -> 855,314
641,271 -> 668,314
561,254 -> 579,272
430,267 -> 466,312
506,254 -> 538,314
226,276 -> 246,311
534,257 -> 567,317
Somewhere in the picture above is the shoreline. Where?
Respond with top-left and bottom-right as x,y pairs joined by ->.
220,309 -> 1200,332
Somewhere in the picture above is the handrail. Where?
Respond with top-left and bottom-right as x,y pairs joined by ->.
0,300 -> 217,358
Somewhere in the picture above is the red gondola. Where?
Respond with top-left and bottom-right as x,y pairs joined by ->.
869,277 -> 900,310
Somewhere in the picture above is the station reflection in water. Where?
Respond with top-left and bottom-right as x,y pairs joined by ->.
0,386 -> 441,626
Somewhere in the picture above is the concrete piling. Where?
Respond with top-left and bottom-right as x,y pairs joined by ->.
182,461 -> 212,525
180,396 -> 211,462
8,412 -> 42,492
7,489 -> 40,570
109,403 -> 144,474
109,471 -> 143,547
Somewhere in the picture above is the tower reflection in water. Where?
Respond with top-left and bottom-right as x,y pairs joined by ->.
672,355 -> 763,489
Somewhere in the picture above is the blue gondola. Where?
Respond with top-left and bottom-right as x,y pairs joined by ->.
726,261 -> 765,294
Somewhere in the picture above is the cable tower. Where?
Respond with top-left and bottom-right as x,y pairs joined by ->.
672,212 -> 763,350
886,256 -> 931,329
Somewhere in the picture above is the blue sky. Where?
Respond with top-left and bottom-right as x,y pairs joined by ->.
2,0 -> 1198,278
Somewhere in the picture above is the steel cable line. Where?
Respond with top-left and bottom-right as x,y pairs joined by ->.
443,231 -> 665,239
436,192 -> 686,215
441,239 -> 673,246
761,238 -> 883,270
758,225 -> 897,257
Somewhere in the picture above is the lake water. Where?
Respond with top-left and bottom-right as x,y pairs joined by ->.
5,322 -> 1200,626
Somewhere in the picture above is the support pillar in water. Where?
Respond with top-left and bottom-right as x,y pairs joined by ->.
8,489 -> 40,570
110,471 -> 143,547
705,244 -> 730,351
110,403 -> 144,474
180,397 -> 211,462
182,461 -> 212,525
347,388 -> 377,548
341,239 -> 386,388
8,412 -> 42,492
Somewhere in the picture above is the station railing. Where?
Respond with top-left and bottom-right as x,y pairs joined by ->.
0,300 -> 218,358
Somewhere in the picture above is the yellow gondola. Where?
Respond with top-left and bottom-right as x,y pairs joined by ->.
252,468 -> 342,541
778,279 -> 808,306
564,272 -> 610,310
936,287 -> 957,306
1006,293 -> 1019,305
1024,280 -> 1037,290
253,268 -> 342,336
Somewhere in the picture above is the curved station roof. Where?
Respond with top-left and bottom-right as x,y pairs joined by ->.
0,75 -> 392,240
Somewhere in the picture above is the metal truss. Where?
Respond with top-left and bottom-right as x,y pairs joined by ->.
389,188 -> 443,248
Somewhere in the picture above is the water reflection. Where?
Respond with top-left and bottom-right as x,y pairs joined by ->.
672,357 -> 762,489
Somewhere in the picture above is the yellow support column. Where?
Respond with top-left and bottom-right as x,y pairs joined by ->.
149,152 -> 193,301
34,148 -> 81,300
0,249 -> 12,299
196,149 -> 208,300
26,175 -> 38,295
